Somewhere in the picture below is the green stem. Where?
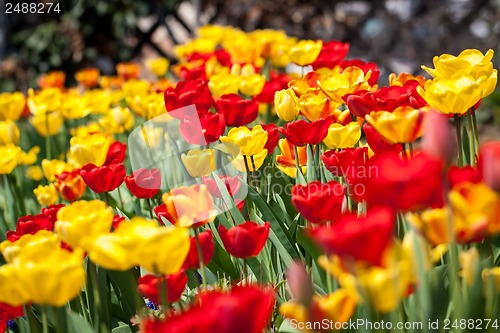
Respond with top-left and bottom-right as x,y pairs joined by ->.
158,274 -> 170,314
194,229 -> 207,289
471,108 -> 480,148
467,111 -> 477,165
117,186 -> 124,207
293,145 -> 301,173
454,115 -> 464,167
45,113 -> 51,160
243,259 -> 249,286
41,305 -> 49,333
146,198 -> 153,219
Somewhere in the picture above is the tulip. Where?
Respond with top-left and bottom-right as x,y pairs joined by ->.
208,73 -> 241,97
55,200 -> 113,252
217,94 -> 258,127
0,303 -> 23,332
279,116 -> 334,147
181,148 -> 215,178
339,59 -> 381,86
29,111 -> 63,137
80,163 -> 126,194
219,221 -> 270,258
254,72 -> 291,104
460,247 -> 480,286
99,107 -> 134,134
482,267 -> 500,291
363,123 -> 401,156
0,144 -> 21,175
308,208 -> 395,266
230,149 -> 268,173
422,111 -> 456,165
0,120 -> 20,145
276,139 -> 307,178
138,270 -> 187,304
239,74 -> 266,96
286,261 -> 314,306
317,67 -> 372,104
274,88 -> 300,122
37,71 -> 65,89
311,40 -> 350,70
289,40 -> 323,66
27,88 -> 61,116
25,165 -> 42,181
478,141 -> 500,192
54,170 -> 86,202
5,213 -> 53,242
291,180 -> 345,224
323,122 -> 361,149
104,141 -> 127,166
75,68 -> 100,88
116,62 -> 140,80
125,168 -> 161,199
41,159 -> 72,182
448,165 -> 481,189
351,152 -> 444,211
143,286 -> 275,333
70,133 -> 112,167
33,184 -> 59,206
179,111 -> 226,145
0,92 -> 25,121
19,146 -> 40,166
202,175 -> 242,198
298,90 -> 339,122
220,125 -> 268,156
321,147 -> 368,182
182,230 -> 215,269
162,184 -> 217,228
146,57 -> 170,77
165,78 -> 215,114
261,123 -> 279,154
89,217 -> 190,274
154,203 -> 176,225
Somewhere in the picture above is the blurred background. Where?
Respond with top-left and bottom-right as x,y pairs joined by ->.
1,0 -> 499,97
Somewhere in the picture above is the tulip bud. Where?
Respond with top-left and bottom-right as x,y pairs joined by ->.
274,88 -> 299,122
286,261 -> 314,306
478,142 -> 500,192
422,111 -> 456,165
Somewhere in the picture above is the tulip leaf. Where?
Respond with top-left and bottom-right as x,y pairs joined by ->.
248,187 -> 299,258
207,239 -> 240,281
107,269 -> 143,331
66,311 -> 96,333
296,226 -> 321,260
112,325 -> 133,333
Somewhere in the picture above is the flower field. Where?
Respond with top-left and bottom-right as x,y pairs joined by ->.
0,25 -> 499,332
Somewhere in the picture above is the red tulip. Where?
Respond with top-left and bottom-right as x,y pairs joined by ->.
202,175 -> 242,199
179,111 -> 225,145
363,123 -> 401,156
422,111 -> 456,165
6,213 -> 53,242
40,204 -> 65,225
321,147 -> 368,182
291,180 -> 345,224
350,152 -> 444,211
217,94 -> 258,127
339,59 -> 380,86
138,270 -> 187,304
219,221 -> 270,258
183,230 -> 215,270
54,170 -> 86,202
104,141 -> 127,166
80,163 -> 125,194
112,214 -> 125,230
0,302 -> 23,332
261,124 -> 279,154
164,78 -> 216,115
308,208 -> 395,266
154,203 -> 176,225
279,116 -> 334,147
448,165 -> 481,189
124,168 -> 161,199
142,285 -> 275,333
478,141 -> 500,192
311,40 -> 350,70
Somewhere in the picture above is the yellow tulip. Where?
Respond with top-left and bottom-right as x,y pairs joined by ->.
121,80 -> 150,98
162,184 -> 218,228
99,107 -> 135,134
0,92 -> 25,121
460,247 -> 480,286
70,122 -> 105,138
0,144 -> 21,174
19,146 -> 40,165
0,119 -> 20,145
60,91 -> 92,119
29,111 -> 64,137
69,133 -> 112,167
222,32 -> 264,65
55,200 -> 114,252
274,88 -> 300,122
289,40 -> 323,66
317,67 -> 372,104
81,90 -> 113,114
181,148 -> 215,177
127,92 -> 168,120
27,88 -> 61,116
208,73 -> 240,97
33,184 -> 59,206
41,159 -> 72,182
406,209 -> 449,246
25,166 -> 43,181
0,230 -> 60,263
422,49 -> 497,99
146,57 -> 170,77
89,217 -> 190,274
365,107 -> 426,144
323,122 -> 361,149
276,138 -> 307,178
299,90 -> 339,121
0,264 -> 30,306
220,125 -> 268,156
388,72 -> 426,87
239,74 -> 265,96
230,149 -> 268,173
175,38 -> 218,60
482,267 -> 500,291
417,75 -> 483,115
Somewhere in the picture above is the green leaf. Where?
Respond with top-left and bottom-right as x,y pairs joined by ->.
112,324 -> 133,333
296,226 -> 321,260
66,311 -> 96,333
207,240 -> 240,281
